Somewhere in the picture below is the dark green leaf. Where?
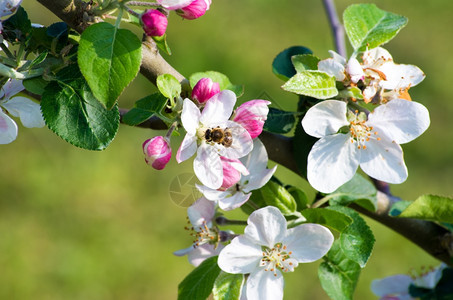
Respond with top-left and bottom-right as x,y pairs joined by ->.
23,77 -> 49,95
78,22 -> 142,109
389,200 -> 411,217
301,208 -> 353,232
397,195 -> 453,223
292,117 -> 317,178
343,4 -> 408,52
262,108 -> 299,134
286,185 -> 309,210
292,54 -> 320,72
328,206 -> 375,268
2,6 -> 32,43
178,256 -> 221,300
213,272 -> 244,300
189,71 -> 243,97
272,46 -> 312,80
319,240 -> 361,300
328,173 -> 377,212
41,64 -> 119,150
122,93 -> 168,126
282,70 -> 338,99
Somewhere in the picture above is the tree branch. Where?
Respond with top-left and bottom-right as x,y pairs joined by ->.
35,0 -> 453,266
322,0 -> 346,57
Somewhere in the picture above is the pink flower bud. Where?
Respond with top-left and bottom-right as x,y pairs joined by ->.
191,78 -> 220,104
233,100 -> 271,139
177,0 -> 211,20
141,9 -> 168,37
220,157 -> 248,189
143,136 -> 172,170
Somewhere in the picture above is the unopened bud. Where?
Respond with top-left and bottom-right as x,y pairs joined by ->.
191,77 -> 220,104
176,0 -> 211,20
141,9 -> 168,37
233,100 -> 271,139
143,136 -> 172,170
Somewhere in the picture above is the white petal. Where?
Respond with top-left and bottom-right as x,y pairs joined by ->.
181,98 -> 201,134
368,99 -> 430,144
302,100 -> 349,138
0,78 -> 24,98
307,134 -> 359,193
244,206 -> 286,248
187,243 -> 224,267
244,166 -> 277,192
359,137 -> 407,184
362,47 -> 392,67
283,224 -> 333,263
379,63 -> 425,90
318,58 -> 346,81
176,134 -> 197,163
200,90 -> 236,126
196,183 -> 231,201
187,197 -> 216,228
0,110 -> 18,144
2,96 -> 45,128
246,269 -> 284,300
194,144 -> 223,189
156,0 -> 194,10
371,274 -> 412,298
346,57 -> 364,83
240,138 -> 268,174
218,192 -> 251,211
173,245 -> 194,257
222,121 -> 253,159
217,236 -> 262,274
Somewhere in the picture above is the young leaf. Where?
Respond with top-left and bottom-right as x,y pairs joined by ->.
272,46 -> 312,80
178,256 -> 221,300
282,70 -> 338,99
189,71 -> 243,97
291,54 -> 320,72
153,34 -> 172,55
260,180 -> 297,215
397,195 -> 453,223
78,22 -> 142,109
301,208 -> 353,232
286,185 -> 309,210
41,64 -> 120,150
262,108 -> 300,134
327,206 -> 375,268
213,272 -> 244,300
157,74 -> 181,100
328,173 -> 378,212
343,4 -> 408,53
121,93 -> 168,126
318,240 -> 361,300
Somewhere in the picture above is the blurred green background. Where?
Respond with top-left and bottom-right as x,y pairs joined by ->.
1,0 -> 452,299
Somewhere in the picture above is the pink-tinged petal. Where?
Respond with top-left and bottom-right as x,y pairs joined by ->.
188,243 -> 224,267
244,166 -> 277,192
307,134 -> 359,193
222,120 -> 253,159
244,206 -> 286,248
0,110 -> 18,144
246,269 -> 284,300
379,63 -> 425,90
282,224 -> 333,263
302,100 -> 349,138
1,96 -> 45,128
200,90 -> 236,126
218,236 -> 262,274
346,57 -> 364,83
176,134 -> 197,163
156,0 -> 194,10
142,136 -> 172,170
371,275 -> 413,298
177,0 -> 209,20
194,144 -> 223,189
187,197 -> 215,228
233,100 -> 270,139
181,98 -> 201,134
191,78 -> 220,104
318,58 -> 346,81
196,183 -> 231,201
368,99 -> 430,144
220,157 -> 245,189
141,9 -> 168,37
218,192 -> 251,211
359,138 -> 407,184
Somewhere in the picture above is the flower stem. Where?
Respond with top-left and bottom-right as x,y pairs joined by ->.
126,1 -> 160,7
322,0 -> 347,57
114,7 -> 124,28
215,216 -> 247,226
123,4 -> 141,18
311,195 -> 334,208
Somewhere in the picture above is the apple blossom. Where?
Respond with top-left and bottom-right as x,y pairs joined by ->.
218,206 -> 334,300
157,0 -> 194,10
142,136 -> 172,170
176,0 -> 211,20
233,100 -> 270,139
220,157 -> 249,190
173,197 -> 225,267
197,139 -> 277,211
141,9 -> 168,37
0,79 -> 45,144
191,77 -> 220,104
318,50 -> 363,83
302,99 -> 430,193
176,90 -> 253,189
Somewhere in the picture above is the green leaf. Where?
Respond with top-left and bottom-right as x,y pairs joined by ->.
213,272 -> 244,300
122,93 -> 168,126
343,4 -> 408,53
328,206 -> 375,268
23,77 -> 49,95
2,6 -> 32,43
78,22 -> 142,109
328,173 -> 377,212
153,34 -> 172,55
282,70 -> 338,99
272,46 -> 312,80
189,71 -> 243,97
292,54 -> 320,72
286,185 -> 309,210
261,180 -> 297,215
389,200 -> 412,217
157,74 -> 181,100
178,256 -> 221,300
397,195 -> 453,223
41,64 -> 119,150
301,208 -> 353,232
262,108 -> 300,134
292,114 -> 317,177
318,240 -> 361,300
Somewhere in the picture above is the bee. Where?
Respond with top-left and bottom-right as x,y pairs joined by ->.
205,126 -> 233,147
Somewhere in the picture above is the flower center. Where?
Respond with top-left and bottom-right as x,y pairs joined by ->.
185,219 -> 220,249
199,126 -> 233,147
347,110 -> 380,150
260,243 -> 297,276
